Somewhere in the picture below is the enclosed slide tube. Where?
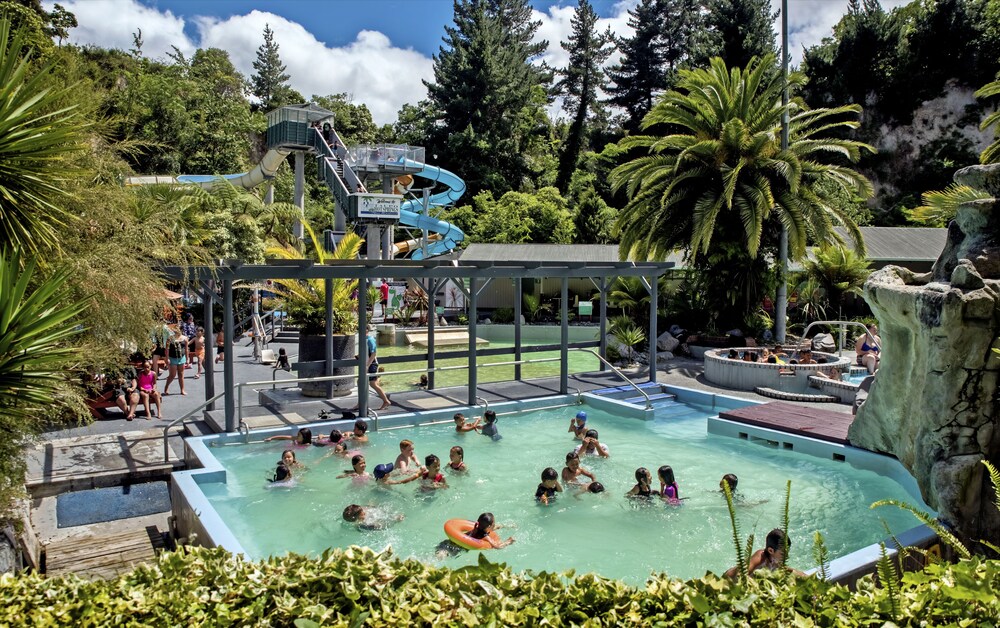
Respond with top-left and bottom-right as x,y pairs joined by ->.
124,148 -> 292,190
396,161 -> 467,260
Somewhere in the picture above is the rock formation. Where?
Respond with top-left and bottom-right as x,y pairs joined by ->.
849,163 -> 1000,546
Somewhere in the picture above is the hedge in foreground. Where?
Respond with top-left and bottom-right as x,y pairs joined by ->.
2,546 -> 999,626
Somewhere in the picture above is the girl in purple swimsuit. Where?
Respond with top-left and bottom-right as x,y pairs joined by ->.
658,465 -> 681,503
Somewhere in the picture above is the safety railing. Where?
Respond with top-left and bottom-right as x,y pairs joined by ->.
162,391 -> 227,462
569,348 -> 650,409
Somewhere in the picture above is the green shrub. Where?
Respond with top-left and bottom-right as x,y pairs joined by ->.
3,546 -> 999,625
491,307 -> 514,324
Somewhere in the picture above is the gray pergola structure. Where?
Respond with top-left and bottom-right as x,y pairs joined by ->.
164,258 -> 673,432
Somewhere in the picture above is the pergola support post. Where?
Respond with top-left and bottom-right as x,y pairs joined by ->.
648,275 -> 658,383
560,277 -> 569,394
468,277 -> 478,406
223,279 -> 235,432
514,277 -> 522,381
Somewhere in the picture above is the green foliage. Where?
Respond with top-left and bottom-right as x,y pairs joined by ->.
781,480 -> 792,566
813,532 -> 831,580
250,24 -> 299,112
875,542 -> 901,621
612,55 -> 873,264
311,93 -> 378,146
569,170 -> 617,244
424,0 -> 552,196
554,0 -> 613,193
0,249 -> 88,516
977,77 -> 1000,164
611,319 -> 645,362
722,478 -> 748,581
0,9 -> 89,255
522,293 -> 543,323
700,0 -> 778,70
3,545 -> 1000,625
467,188 -> 574,244
907,183 -> 991,226
266,224 -> 363,335
491,307 -> 514,324
797,244 -> 872,318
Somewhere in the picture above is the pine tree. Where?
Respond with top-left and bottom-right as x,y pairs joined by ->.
250,24 -> 293,112
605,0 -> 668,132
555,0 -> 613,192
425,0 -> 550,194
702,0 -> 778,69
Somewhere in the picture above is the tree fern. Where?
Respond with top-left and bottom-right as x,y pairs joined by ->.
871,499 -> 971,560
875,542 -> 900,622
812,532 -> 830,580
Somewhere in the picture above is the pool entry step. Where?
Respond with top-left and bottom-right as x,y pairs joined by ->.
588,382 -> 693,415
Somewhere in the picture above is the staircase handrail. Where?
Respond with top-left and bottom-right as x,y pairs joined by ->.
569,348 -> 651,409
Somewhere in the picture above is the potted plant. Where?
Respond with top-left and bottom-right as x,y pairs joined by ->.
267,224 -> 363,397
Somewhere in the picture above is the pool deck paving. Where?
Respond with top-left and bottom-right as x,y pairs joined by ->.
28,338 -> 859,577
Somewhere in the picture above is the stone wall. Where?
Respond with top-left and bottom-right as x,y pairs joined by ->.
849,164 -> 1000,545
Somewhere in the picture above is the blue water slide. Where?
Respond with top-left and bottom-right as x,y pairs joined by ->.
399,162 -> 466,260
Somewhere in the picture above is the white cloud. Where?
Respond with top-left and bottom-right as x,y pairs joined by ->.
53,1 -> 432,126
53,0 -> 909,128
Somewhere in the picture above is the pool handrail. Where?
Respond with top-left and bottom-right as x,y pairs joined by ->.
569,348 -> 651,409
163,390 -> 227,462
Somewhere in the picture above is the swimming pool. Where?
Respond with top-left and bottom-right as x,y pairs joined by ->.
182,394 -> 926,584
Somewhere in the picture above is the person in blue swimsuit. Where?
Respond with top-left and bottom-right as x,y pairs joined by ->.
362,325 -> 391,410
855,324 -> 882,374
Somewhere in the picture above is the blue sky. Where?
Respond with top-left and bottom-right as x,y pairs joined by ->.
51,0 -> 908,125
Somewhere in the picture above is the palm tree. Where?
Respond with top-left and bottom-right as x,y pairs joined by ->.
976,78 -> 1000,165
265,223 -> 363,335
798,244 -> 871,318
610,55 -> 873,262
0,11 -> 89,255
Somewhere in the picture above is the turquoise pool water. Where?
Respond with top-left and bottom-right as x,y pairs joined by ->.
200,402 -> 923,583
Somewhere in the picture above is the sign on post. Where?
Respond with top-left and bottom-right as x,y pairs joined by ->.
352,193 -> 401,221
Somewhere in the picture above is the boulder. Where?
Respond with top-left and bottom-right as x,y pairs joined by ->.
812,332 -> 836,352
656,331 -> 680,352
849,163 -> 1000,547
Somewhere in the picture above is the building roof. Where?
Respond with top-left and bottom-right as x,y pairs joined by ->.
459,243 -> 687,267
836,226 -> 947,262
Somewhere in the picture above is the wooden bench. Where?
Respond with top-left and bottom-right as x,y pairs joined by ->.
85,389 -> 121,419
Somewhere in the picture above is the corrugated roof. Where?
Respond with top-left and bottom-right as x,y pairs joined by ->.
835,227 -> 946,261
459,244 -> 687,268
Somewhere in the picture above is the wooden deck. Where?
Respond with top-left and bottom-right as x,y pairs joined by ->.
44,526 -> 166,580
718,401 -> 854,445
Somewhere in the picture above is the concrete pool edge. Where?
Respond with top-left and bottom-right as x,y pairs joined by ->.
172,387 -> 937,585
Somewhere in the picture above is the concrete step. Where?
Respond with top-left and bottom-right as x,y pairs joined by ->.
590,381 -> 662,395
754,387 -> 838,403
622,392 -> 676,405
183,419 -> 217,437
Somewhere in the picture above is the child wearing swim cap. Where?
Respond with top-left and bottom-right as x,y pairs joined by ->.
373,462 -> 420,486
568,411 -> 588,439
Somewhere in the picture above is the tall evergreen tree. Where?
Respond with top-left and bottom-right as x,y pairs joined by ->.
702,0 -> 778,69
250,24 -> 294,112
555,0 -> 613,192
605,0 -> 668,132
424,0 -> 550,194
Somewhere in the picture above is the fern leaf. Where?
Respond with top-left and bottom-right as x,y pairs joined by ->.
871,499 -> 971,559
723,481 -> 747,579
812,532 -> 830,580
982,460 -> 1000,517
781,480 -> 792,566
876,542 -> 900,622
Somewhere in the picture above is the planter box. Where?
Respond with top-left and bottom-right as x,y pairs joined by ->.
297,334 -> 356,398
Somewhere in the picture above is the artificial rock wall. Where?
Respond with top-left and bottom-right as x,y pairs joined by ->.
849,163 -> 1000,545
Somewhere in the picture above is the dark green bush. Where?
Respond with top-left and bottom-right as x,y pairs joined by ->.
2,546 -> 999,626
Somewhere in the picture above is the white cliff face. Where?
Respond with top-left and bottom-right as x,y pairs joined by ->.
849,163 -> 1000,546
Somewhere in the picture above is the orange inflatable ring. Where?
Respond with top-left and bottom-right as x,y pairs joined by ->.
443,519 -> 500,550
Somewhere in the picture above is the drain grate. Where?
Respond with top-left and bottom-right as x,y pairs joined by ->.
55,482 -> 170,528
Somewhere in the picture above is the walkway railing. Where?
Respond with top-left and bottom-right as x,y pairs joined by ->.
162,391 -> 227,462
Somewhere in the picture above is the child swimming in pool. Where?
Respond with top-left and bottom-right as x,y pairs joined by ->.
574,429 -> 609,457
347,419 -> 369,443
420,454 -> 448,490
535,467 -> 562,505
269,461 -> 293,483
480,410 -> 502,441
626,467 -> 654,498
342,504 -> 404,530
657,465 -> 680,502
574,481 -> 605,497
265,427 -> 312,445
394,439 -> 420,473
318,429 -> 348,456
561,451 -> 596,485
724,528 -> 806,578
280,449 -> 302,470
467,512 -> 514,548
720,473 -> 738,493
373,462 -> 420,486
448,446 -> 467,472
337,454 -> 369,479
568,411 -> 588,439
453,412 -> 481,433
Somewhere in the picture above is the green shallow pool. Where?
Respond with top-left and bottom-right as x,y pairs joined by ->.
375,341 -> 601,393
199,401 -> 924,583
